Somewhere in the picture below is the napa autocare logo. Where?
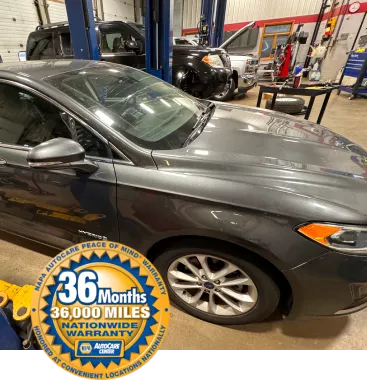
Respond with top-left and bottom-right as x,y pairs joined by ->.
76,340 -> 124,357
31,241 -> 170,379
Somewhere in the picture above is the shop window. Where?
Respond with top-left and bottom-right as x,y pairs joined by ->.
259,22 -> 293,59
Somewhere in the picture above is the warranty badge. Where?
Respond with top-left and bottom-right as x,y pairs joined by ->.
31,241 -> 170,378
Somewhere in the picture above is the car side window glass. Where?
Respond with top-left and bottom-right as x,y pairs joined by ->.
0,83 -> 72,147
100,26 -> 134,53
27,32 -> 54,59
0,83 -> 109,158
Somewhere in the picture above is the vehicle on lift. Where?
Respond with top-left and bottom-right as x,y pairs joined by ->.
26,20 -> 232,100
177,22 -> 259,101
127,21 -> 232,99
213,22 -> 259,101
1,61 -> 367,325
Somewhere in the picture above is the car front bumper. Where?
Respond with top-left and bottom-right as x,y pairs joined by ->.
209,67 -> 232,98
284,250 -> 367,319
237,72 -> 258,91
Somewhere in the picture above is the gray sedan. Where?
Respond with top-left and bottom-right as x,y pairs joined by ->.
0,60 -> 367,325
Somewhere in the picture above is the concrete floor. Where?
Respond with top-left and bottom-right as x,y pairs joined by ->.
1,87 -> 367,349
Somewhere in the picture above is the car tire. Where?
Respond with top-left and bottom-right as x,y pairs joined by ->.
265,96 -> 305,114
153,239 -> 280,325
212,78 -> 235,102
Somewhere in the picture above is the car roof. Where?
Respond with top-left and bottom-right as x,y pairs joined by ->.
0,60 -> 98,81
30,20 -> 131,33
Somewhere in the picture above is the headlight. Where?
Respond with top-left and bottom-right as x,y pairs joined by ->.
202,55 -> 224,68
246,59 -> 252,64
297,223 -> 367,254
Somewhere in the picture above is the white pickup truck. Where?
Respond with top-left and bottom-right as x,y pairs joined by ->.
214,21 -> 259,101
175,22 -> 259,101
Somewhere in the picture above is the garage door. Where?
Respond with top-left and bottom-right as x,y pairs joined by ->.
103,0 -> 135,22
48,0 -> 97,23
48,0 -> 68,23
0,0 -> 39,64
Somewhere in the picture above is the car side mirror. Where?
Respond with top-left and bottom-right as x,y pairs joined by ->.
124,40 -> 139,52
27,138 -> 99,174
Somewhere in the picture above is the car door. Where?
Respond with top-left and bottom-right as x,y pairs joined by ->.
0,81 -> 119,248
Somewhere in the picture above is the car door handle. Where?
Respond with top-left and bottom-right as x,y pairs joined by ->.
0,158 -> 7,166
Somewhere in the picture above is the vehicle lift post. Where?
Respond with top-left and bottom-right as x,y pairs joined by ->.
212,0 -> 227,47
199,0 -> 215,46
64,0 -> 99,60
142,0 -> 173,83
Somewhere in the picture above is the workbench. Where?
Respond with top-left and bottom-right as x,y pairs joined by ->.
256,83 -> 335,124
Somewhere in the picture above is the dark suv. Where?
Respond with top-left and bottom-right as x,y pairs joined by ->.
26,20 -> 232,99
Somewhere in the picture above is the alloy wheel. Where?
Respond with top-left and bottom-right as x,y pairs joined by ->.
167,254 -> 258,316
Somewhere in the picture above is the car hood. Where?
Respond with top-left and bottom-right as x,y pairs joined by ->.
153,103 -> 367,217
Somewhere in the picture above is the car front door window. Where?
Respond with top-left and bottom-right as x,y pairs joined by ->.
0,83 -> 109,158
100,25 -> 137,54
0,83 -> 71,147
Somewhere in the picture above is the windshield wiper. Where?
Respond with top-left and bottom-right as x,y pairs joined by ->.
183,103 -> 215,147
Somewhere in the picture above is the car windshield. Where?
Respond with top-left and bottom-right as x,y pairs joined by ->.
44,63 -> 205,150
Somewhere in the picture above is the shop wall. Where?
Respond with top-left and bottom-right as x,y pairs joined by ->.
174,0 -> 184,36
182,0 -> 323,67
47,0 -> 135,23
103,0 -> 135,22
318,2 -> 367,80
183,0 -> 323,30
0,0 -> 39,64
47,0 -> 67,22
182,0 -> 367,76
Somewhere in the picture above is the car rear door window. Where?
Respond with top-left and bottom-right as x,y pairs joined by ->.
0,83 -> 108,158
